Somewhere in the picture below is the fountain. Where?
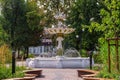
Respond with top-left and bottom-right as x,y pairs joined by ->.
26,12 -> 94,68
45,12 -> 75,52
64,48 -> 80,57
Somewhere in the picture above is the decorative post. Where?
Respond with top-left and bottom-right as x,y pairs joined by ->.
115,37 -> 119,71
12,50 -> 16,74
107,37 -> 120,73
11,0 -> 17,74
107,39 -> 111,73
76,35 -> 79,51
88,51 -> 93,70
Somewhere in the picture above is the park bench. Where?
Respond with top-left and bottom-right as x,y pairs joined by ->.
24,69 -> 42,77
77,69 -> 98,78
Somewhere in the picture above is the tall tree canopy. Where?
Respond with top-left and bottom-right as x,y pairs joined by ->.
0,0 -> 28,49
0,0 -> 44,49
89,0 -> 120,41
88,0 -> 120,74
64,0 -> 102,50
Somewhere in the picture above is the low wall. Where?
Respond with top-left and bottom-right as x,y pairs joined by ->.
26,57 -> 94,68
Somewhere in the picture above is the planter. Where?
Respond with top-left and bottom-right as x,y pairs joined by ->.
25,74 -> 37,77
83,77 -> 114,80
24,70 -> 42,77
15,77 -> 35,80
77,69 -> 98,78
3,77 -> 35,80
83,77 -> 100,80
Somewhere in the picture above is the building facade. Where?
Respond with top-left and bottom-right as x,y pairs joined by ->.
29,38 -> 56,57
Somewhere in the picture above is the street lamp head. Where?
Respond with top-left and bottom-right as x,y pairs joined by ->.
52,25 -> 55,28
76,35 -> 79,38
82,28 -> 85,32
90,17 -> 94,21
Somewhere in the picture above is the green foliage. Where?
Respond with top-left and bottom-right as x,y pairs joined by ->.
85,1 -> 120,78
0,24 -> 8,45
56,48 -> 63,56
64,0 -> 102,50
93,65 -> 102,71
26,11 -> 41,29
0,0 -> 28,48
93,53 -> 103,64
0,66 -> 25,79
26,0 -> 43,30
80,49 -> 88,57
97,70 -> 120,80
0,0 -> 45,55
28,54 -> 35,58
15,66 -> 26,71
88,0 -> 120,38
0,66 -> 12,79
24,0 -> 44,46
95,42 -> 120,79
0,44 -> 12,64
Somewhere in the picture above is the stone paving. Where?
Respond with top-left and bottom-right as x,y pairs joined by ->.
35,68 -> 83,80
16,61 -> 83,80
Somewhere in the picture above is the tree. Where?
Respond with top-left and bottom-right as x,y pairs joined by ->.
0,0 -> 44,58
88,0 -> 120,74
65,0 -> 102,51
0,24 -> 8,45
0,0 -> 28,48
89,0 -> 120,39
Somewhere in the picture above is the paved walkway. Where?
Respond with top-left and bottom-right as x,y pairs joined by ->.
35,68 -> 83,80
16,61 -> 83,80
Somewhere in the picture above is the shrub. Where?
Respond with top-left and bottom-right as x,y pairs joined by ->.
93,65 -> 103,71
0,66 -> 25,79
56,48 -> 63,56
96,70 -> 120,80
96,42 -> 120,79
80,49 -> 88,57
93,53 -> 103,64
28,53 -> 35,58
0,44 -> 12,64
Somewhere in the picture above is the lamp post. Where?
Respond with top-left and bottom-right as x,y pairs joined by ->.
11,25 -> 16,74
88,51 -> 93,70
76,35 -> 79,51
12,50 -> 16,74
75,29 -> 84,52
11,0 -> 16,74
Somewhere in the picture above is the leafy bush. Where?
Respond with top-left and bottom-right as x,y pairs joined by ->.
96,42 -> 120,79
80,49 -> 88,57
93,53 -> 103,63
0,44 -> 12,64
56,48 -> 63,56
96,70 -> 120,80
0,66 -> 25,79
28,53 -> 35,58
93,65 -> 103,71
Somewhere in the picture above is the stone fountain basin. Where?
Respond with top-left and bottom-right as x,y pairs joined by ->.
26,57 -> 94,68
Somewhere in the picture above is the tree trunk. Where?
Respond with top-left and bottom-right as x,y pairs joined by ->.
24,47 -> 29,59
17,48 -> 20,59
26,47 -> 29,58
